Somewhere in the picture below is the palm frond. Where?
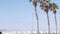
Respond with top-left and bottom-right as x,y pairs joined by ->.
29,0 -> 32,2
40,0 -> 42,3
46,0 -> 50,3
52,3 -> 58,9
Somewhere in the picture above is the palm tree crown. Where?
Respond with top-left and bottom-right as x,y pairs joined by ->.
40,0 -> 50,13
49,3 -> 58,14
29,0 -> 38,7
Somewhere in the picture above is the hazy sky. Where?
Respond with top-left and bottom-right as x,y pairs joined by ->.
0,0 -> 60,31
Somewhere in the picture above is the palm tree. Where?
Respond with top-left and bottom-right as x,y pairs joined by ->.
40,0 -> 50,34
29,0 -> 39,34
49,3 -> 58,34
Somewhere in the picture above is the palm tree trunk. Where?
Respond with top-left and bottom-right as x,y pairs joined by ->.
34,7 -> 39,34
46,12 -> 50,34
54,13 -> 57,34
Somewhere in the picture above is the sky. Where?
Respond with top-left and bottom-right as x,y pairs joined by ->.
0,0 -> 60,31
